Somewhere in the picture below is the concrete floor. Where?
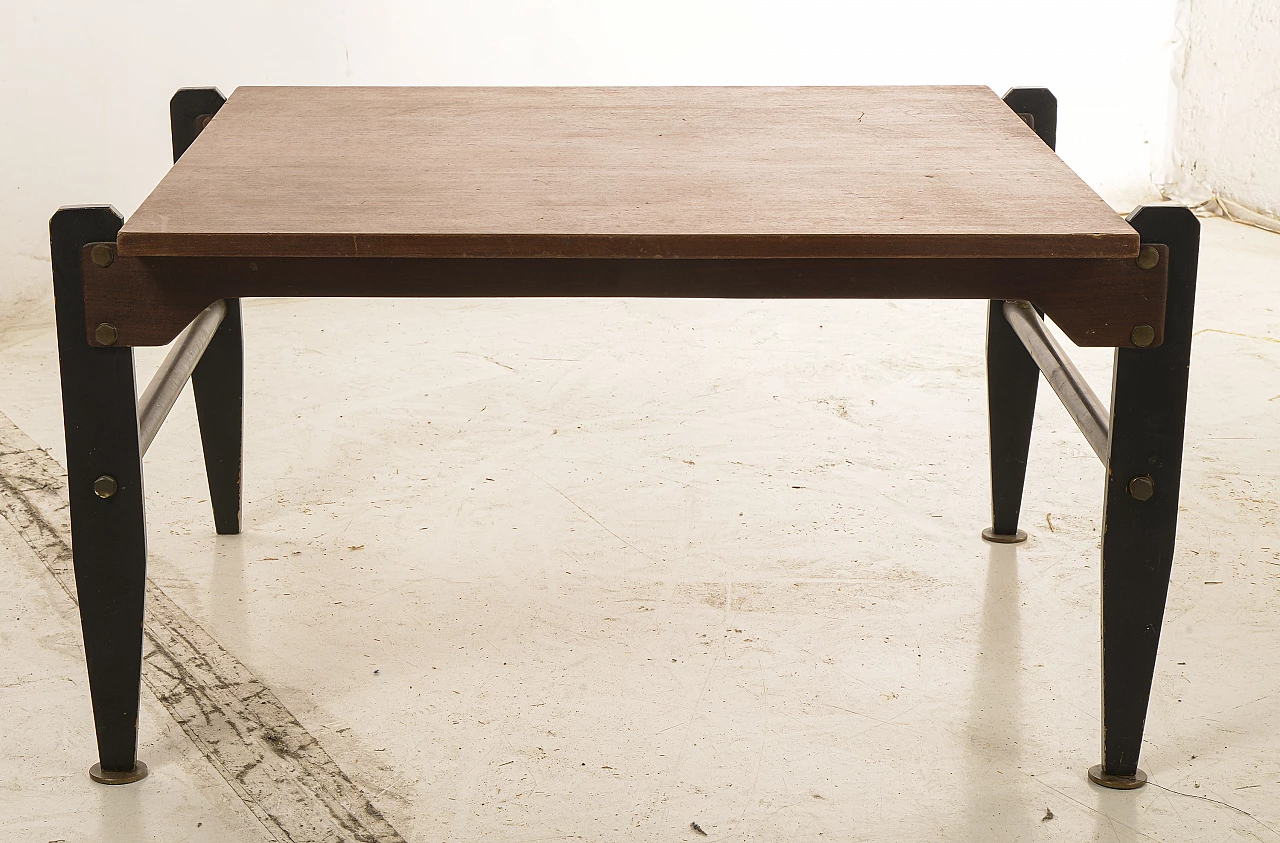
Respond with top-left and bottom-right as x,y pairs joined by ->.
2,215 -> 1278,842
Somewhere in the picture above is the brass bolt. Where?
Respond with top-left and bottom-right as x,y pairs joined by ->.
1136,245 -> 1160,270
1128,476 -> 1154,502
93,475 -> 118,499
94,323 -> 119,346
90,243 -> 115,268
1131,324 -> 1156,347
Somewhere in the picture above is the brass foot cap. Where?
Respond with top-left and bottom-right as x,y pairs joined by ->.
89,760 -> 148,785
981,528 -> 1027,544
1088,764 -> 1146,790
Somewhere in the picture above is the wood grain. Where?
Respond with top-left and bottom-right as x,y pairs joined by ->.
118,86 -> 1137,260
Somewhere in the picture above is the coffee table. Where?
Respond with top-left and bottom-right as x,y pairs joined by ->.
51,85 -> 1197,790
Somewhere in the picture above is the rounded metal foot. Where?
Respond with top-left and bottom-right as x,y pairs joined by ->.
89,760 -> 148,785
1088,764 -> 1147,790
981,527 -> 1027,544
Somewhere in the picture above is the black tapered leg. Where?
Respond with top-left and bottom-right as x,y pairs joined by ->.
172,87 -> 243,535
1002,87 -> 1057,149
1091,206 -> 1199,788
51,206 -> 150,784
983,300 -> 1040,542
170,86 -> 226,161
980,89 -> 1059,544
192,299 -> 243,534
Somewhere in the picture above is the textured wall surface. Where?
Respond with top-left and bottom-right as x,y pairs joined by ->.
1167,0 -> 1280,224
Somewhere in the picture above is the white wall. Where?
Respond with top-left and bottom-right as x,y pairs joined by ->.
1,0 -> 1176,323
1165,0 -> 1280,229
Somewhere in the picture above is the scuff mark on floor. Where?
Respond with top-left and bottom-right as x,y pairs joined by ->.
525,467 -> 661,564
0,410 -> 407,843
1193,327 -> 1280,345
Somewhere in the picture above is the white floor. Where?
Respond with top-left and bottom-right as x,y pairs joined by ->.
2,215 -> 1278,842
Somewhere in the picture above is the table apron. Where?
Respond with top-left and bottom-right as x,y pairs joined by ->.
81,250 -> 1168,349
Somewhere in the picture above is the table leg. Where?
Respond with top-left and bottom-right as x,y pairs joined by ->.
170,86 -> 226,162
1092,205 -> 1199,789
1002,87 -> 1057,149
983,300 -> 1039,542
51,206 -> 150,784
191,301 -> 243,534
981,88 -> 1059,544
170,87 -> 243,535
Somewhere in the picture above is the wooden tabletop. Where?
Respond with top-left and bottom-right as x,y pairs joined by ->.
118,86 -> 1137,260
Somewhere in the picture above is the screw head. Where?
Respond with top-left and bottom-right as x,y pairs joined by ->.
94,323 -> 119,346
1131,324 -> 1156,347
1136,245 -> 1160,270
1127,475 -> 1154,502
90,243 -> 115,268
93,475 -> 118,499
